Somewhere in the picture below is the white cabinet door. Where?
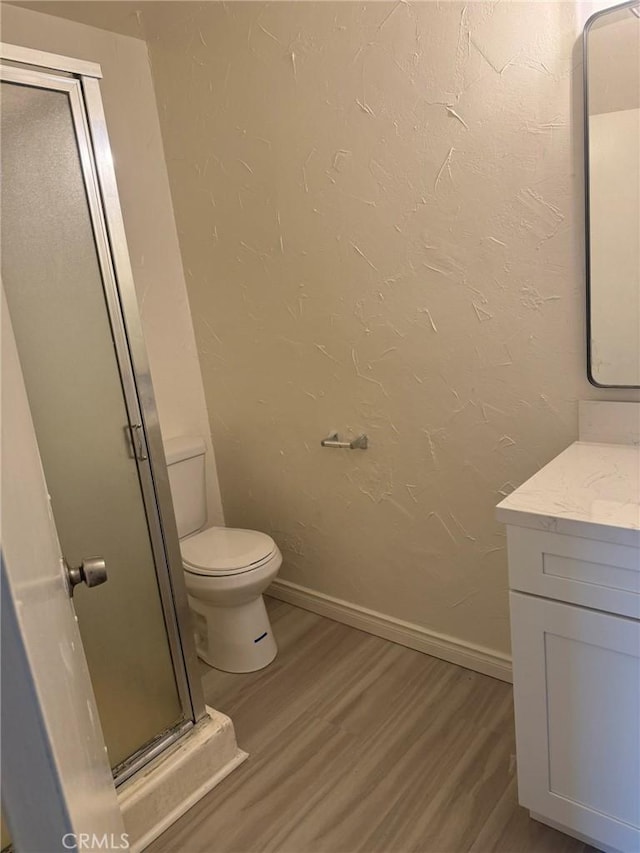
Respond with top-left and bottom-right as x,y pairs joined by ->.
1,288 -> 126,849
510,591 -> 640,853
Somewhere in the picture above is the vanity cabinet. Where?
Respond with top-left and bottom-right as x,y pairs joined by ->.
497,439 -> 640,853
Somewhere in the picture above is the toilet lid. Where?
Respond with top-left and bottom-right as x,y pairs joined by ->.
181,527 -> 276,575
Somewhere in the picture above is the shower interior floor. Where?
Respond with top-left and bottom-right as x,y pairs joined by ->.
147,596 -> 597,853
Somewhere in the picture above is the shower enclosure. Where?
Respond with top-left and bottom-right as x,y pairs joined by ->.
0,43 -> 206,782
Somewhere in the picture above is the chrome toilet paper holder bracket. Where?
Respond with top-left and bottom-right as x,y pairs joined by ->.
321,432 -> 368,450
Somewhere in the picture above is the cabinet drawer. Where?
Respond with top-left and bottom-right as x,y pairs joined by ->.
506,525 -> 640,618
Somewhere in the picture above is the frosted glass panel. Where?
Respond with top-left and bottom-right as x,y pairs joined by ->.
1,812 -> 10,852
1,81 -> 182,768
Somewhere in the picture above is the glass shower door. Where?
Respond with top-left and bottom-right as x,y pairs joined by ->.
1,68 -> 186,771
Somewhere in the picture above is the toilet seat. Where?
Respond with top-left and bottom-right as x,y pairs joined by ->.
181,526 -> 277,577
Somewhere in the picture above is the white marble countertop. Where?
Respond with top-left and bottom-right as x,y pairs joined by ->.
496,441 -> 640,547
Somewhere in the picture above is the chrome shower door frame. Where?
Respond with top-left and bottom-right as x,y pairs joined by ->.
0,43 -> 206,784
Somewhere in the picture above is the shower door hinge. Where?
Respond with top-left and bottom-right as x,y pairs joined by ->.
125,423 -> 148,461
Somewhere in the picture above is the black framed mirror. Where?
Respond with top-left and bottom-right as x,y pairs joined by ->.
584,1 -> 640,388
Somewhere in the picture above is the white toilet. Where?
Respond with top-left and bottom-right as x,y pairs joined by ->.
164,436 -> 282,673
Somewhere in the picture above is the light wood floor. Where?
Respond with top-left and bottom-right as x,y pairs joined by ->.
148,598 -> 598,853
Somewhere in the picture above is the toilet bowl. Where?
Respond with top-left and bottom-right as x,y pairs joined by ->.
182,527 -> 282,672
164,436 -> 282,673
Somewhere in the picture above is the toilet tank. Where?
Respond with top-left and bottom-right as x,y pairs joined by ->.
164,436 -> 207,539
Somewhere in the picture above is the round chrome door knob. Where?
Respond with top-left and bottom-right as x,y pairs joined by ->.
65,557 -> 108,596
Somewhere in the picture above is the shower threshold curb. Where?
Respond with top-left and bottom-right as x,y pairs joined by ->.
118,706 -> 248,852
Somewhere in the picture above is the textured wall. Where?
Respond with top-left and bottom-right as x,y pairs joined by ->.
139,0 -> 639,656
2,3 -> 225,526
17,1 -> 639,657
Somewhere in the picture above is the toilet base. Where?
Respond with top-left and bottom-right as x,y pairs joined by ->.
188,593 -> 277,673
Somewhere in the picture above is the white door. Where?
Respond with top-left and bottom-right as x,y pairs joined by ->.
510,591 -> 640,853
1,288 -> 127,850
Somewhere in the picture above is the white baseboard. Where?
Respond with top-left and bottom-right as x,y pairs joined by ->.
268,579 -> 513,683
